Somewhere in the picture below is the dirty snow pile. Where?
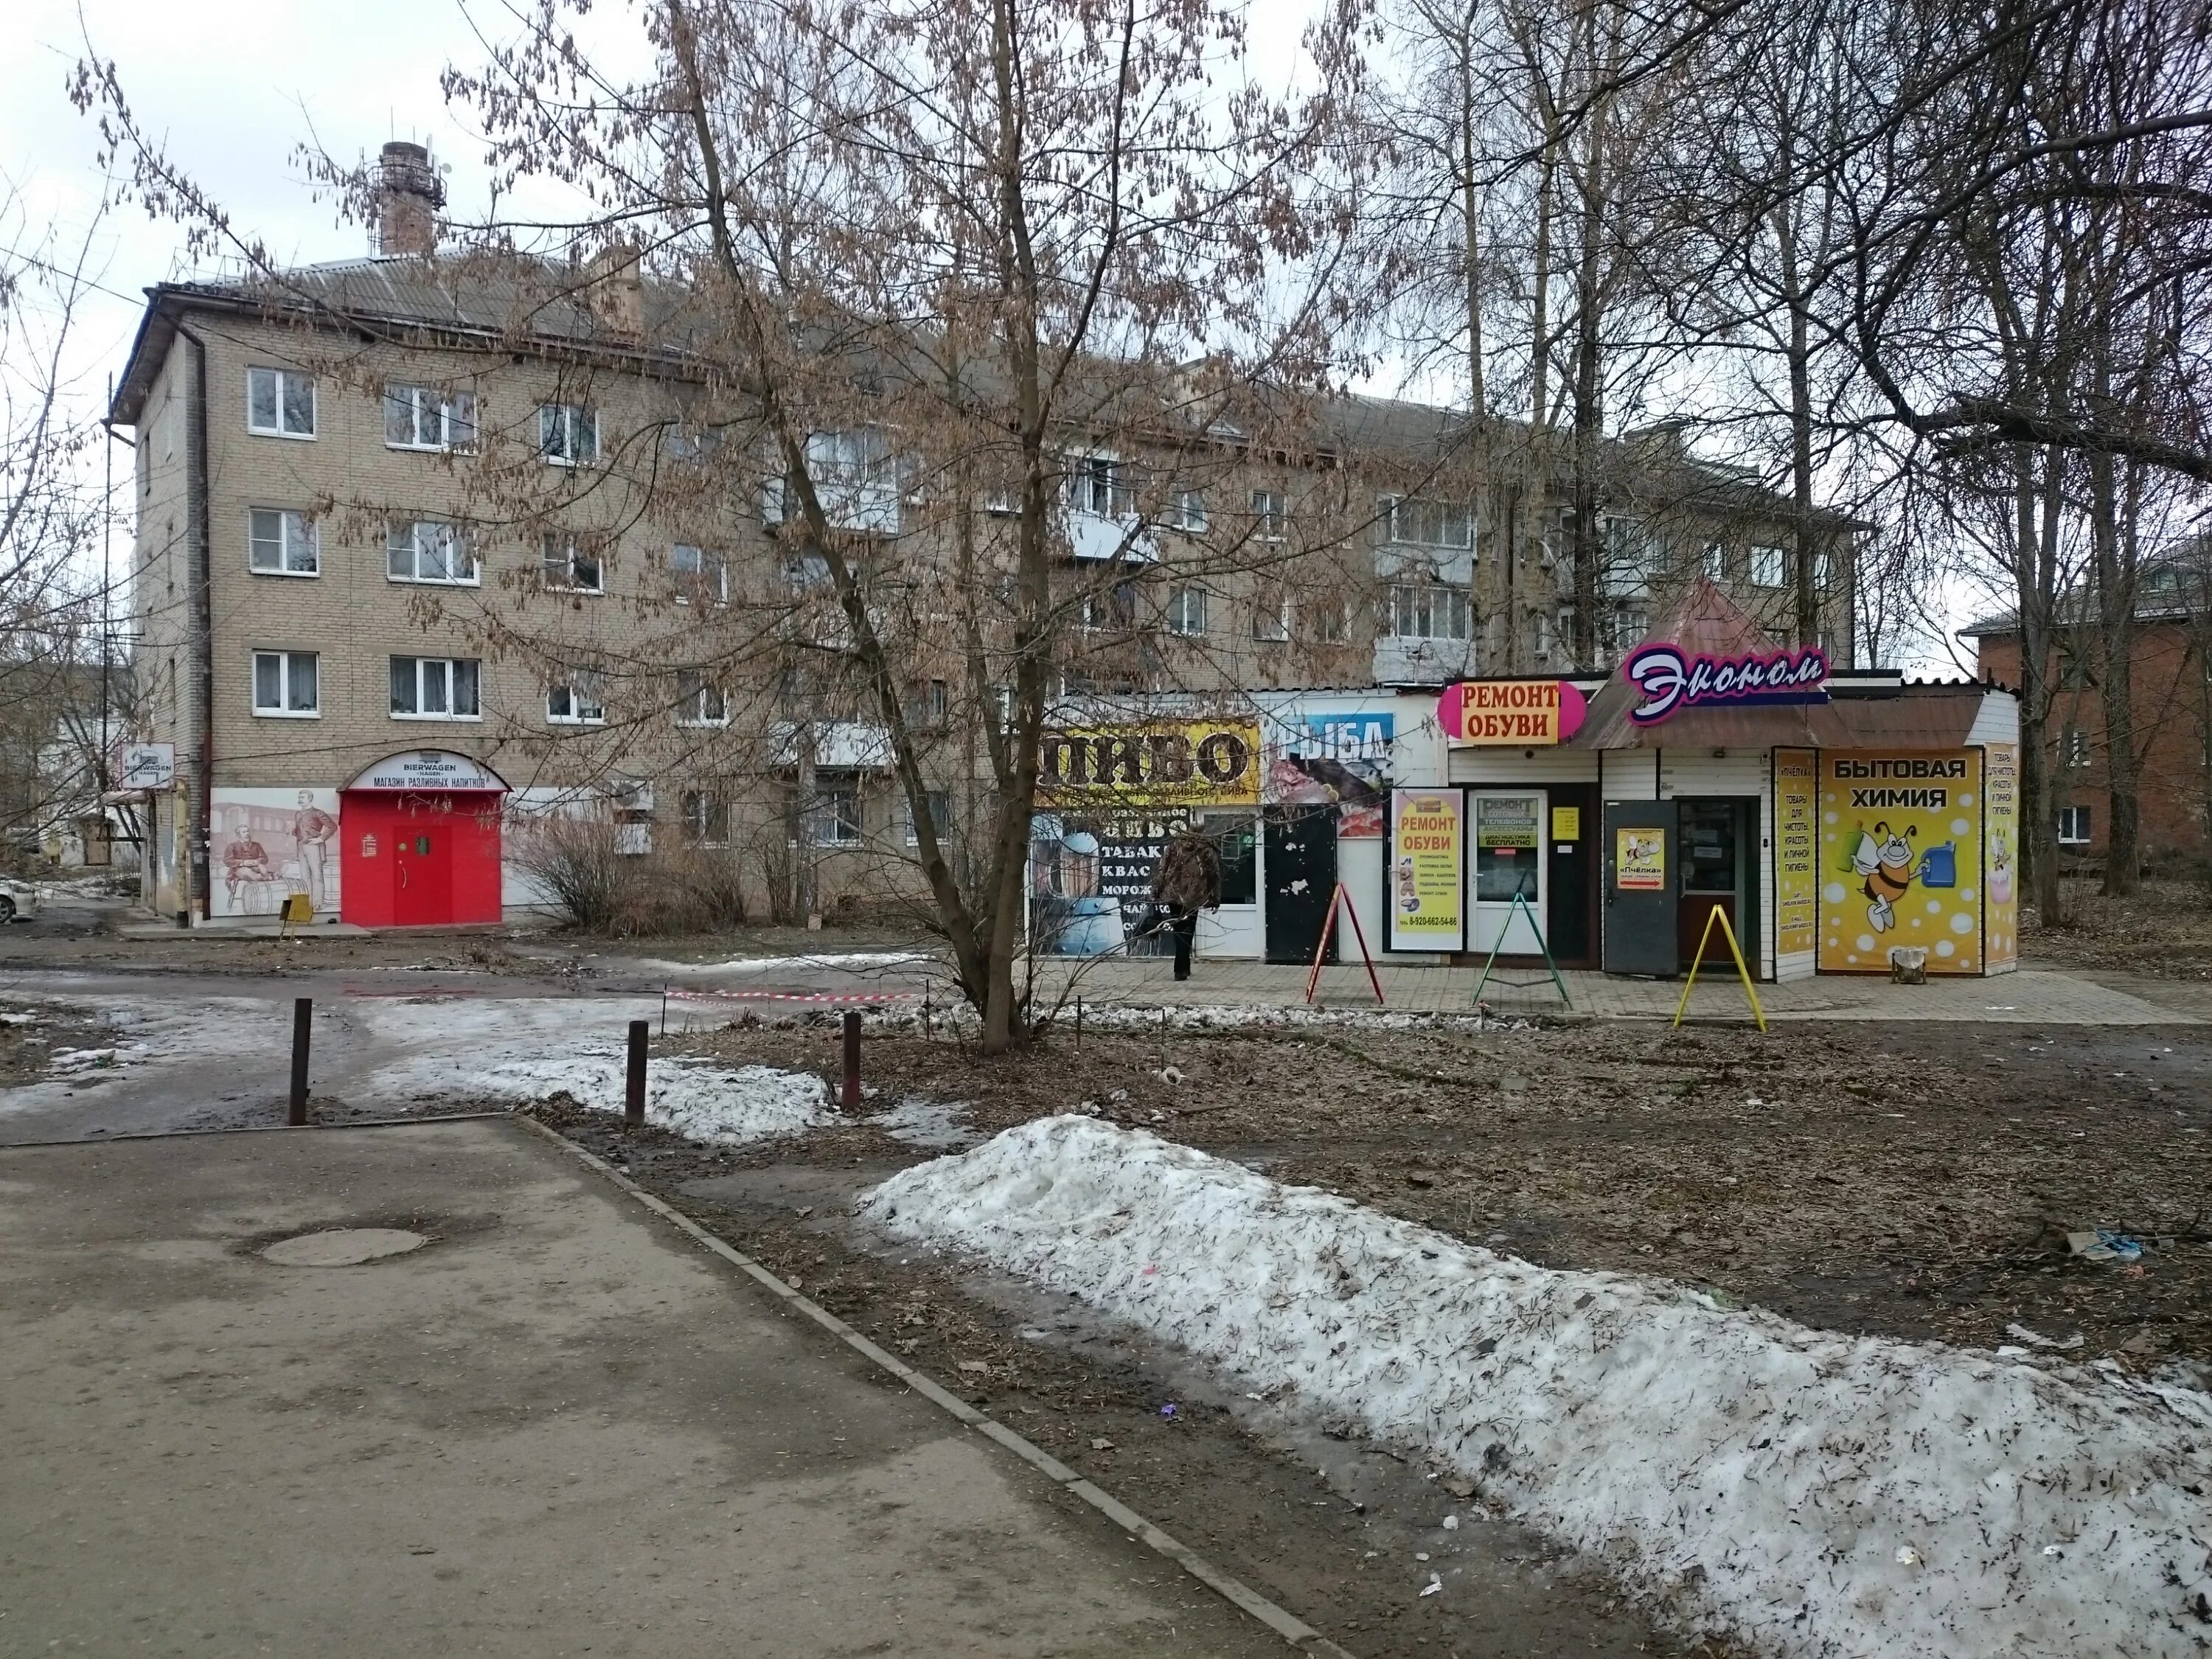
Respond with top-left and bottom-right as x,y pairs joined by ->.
640,950 -> 928,976
352,998 -> 834,1143
866,1094 -> 978,1150
863,1116 -> 2212,1658
374,1045 -> 831,1144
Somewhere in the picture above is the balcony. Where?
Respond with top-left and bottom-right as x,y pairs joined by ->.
1371,634 -> 1476,686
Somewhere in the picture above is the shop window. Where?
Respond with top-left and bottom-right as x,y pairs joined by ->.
1203,813 -> 1258,905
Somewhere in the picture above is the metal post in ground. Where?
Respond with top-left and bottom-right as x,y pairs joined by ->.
625,1019 -> 649,1124
1076,996 -> 1083,1050
288,998 -> 311,1127
841,1009 -> 861,1110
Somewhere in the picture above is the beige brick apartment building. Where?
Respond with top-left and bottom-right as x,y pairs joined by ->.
108,143 -> 1859,927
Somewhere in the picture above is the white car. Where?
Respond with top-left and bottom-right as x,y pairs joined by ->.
0,880 -> 39,923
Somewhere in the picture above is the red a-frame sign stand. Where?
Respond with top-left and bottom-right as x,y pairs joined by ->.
1304,881 -> 1386,1006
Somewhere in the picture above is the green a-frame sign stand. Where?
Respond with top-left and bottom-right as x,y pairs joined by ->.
1468,890 -> 1572,1009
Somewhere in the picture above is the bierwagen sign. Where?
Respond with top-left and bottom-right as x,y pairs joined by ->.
345,751 -> 507,792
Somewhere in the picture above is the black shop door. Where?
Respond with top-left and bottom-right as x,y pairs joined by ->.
1264,805 -> 1338,964
1602,800 -> 1679,975
1546,783 -> 1596,965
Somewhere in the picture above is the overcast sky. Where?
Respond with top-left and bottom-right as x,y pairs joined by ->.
7,0 -> 560,397
9,0 -> 1966,672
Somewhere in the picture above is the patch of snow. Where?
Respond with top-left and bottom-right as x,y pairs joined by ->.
348,997 -> 833,1144
867,1094 -> 977,1150
862,1116 -> 2212,1659
858,1000 -> 1535,1039
47,1047 -> 131,1071
1,992 -> 292,1115
638,951 -> 929,976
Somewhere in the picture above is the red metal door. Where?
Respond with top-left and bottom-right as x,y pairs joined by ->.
391,804 -> 454,925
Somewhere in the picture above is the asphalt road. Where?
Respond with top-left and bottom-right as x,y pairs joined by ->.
0,1117 -> 1279,1656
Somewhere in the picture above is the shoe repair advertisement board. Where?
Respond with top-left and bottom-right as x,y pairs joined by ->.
1817,750 -> 1984,974
1027,809 -> 1186,957
1385,787 -> 1466,950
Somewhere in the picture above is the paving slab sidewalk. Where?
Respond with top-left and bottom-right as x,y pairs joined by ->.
0,1119 -> 1281,1657
1034,959 -> 2200,1024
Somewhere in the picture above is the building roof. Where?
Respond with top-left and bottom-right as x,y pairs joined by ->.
1573,577 -> 2001,751
1958,541 -> 2212,639
103,256 -> 1854,531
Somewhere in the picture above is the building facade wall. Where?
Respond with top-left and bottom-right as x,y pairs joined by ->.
1975,627 -> 2211,866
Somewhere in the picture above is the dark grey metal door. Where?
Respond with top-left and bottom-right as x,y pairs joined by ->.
1603,800 -> 1679,975
1264,805 -> 1337,964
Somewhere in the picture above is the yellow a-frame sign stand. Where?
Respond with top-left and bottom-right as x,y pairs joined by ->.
1671,905 -> 1767,1032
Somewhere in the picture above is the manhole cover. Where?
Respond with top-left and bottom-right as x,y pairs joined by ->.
262,1228 -> 428,1267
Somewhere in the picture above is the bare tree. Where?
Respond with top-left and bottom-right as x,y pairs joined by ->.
0,178 -> 128,863
80,0 -> 1372,1046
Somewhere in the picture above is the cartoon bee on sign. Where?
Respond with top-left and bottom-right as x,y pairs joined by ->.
1847,821 -> 1919,933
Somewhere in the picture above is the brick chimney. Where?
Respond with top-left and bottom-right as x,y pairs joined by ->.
373,141 -> 444,258
584,242 -> 644,339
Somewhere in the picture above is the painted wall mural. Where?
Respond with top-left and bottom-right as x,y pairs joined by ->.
1817,751 -> 1983,973
209,788 -> 341,918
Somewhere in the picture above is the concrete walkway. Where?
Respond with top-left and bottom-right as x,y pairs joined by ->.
0,1119 -> 1283,1657
1032,958 -> 2201,1024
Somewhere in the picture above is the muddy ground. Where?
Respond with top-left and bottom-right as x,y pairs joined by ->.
2024,874 -> 2212,979
0,1001 -> 107,1088
510,1010 -> 2210,1657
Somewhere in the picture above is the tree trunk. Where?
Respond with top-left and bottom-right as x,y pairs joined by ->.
1568,103 -> 1604,667
2090,448 -> 2140,896
2012,459 -> 2064,923
1782,243 -> 1818,648
1458,49 -> 1485,420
